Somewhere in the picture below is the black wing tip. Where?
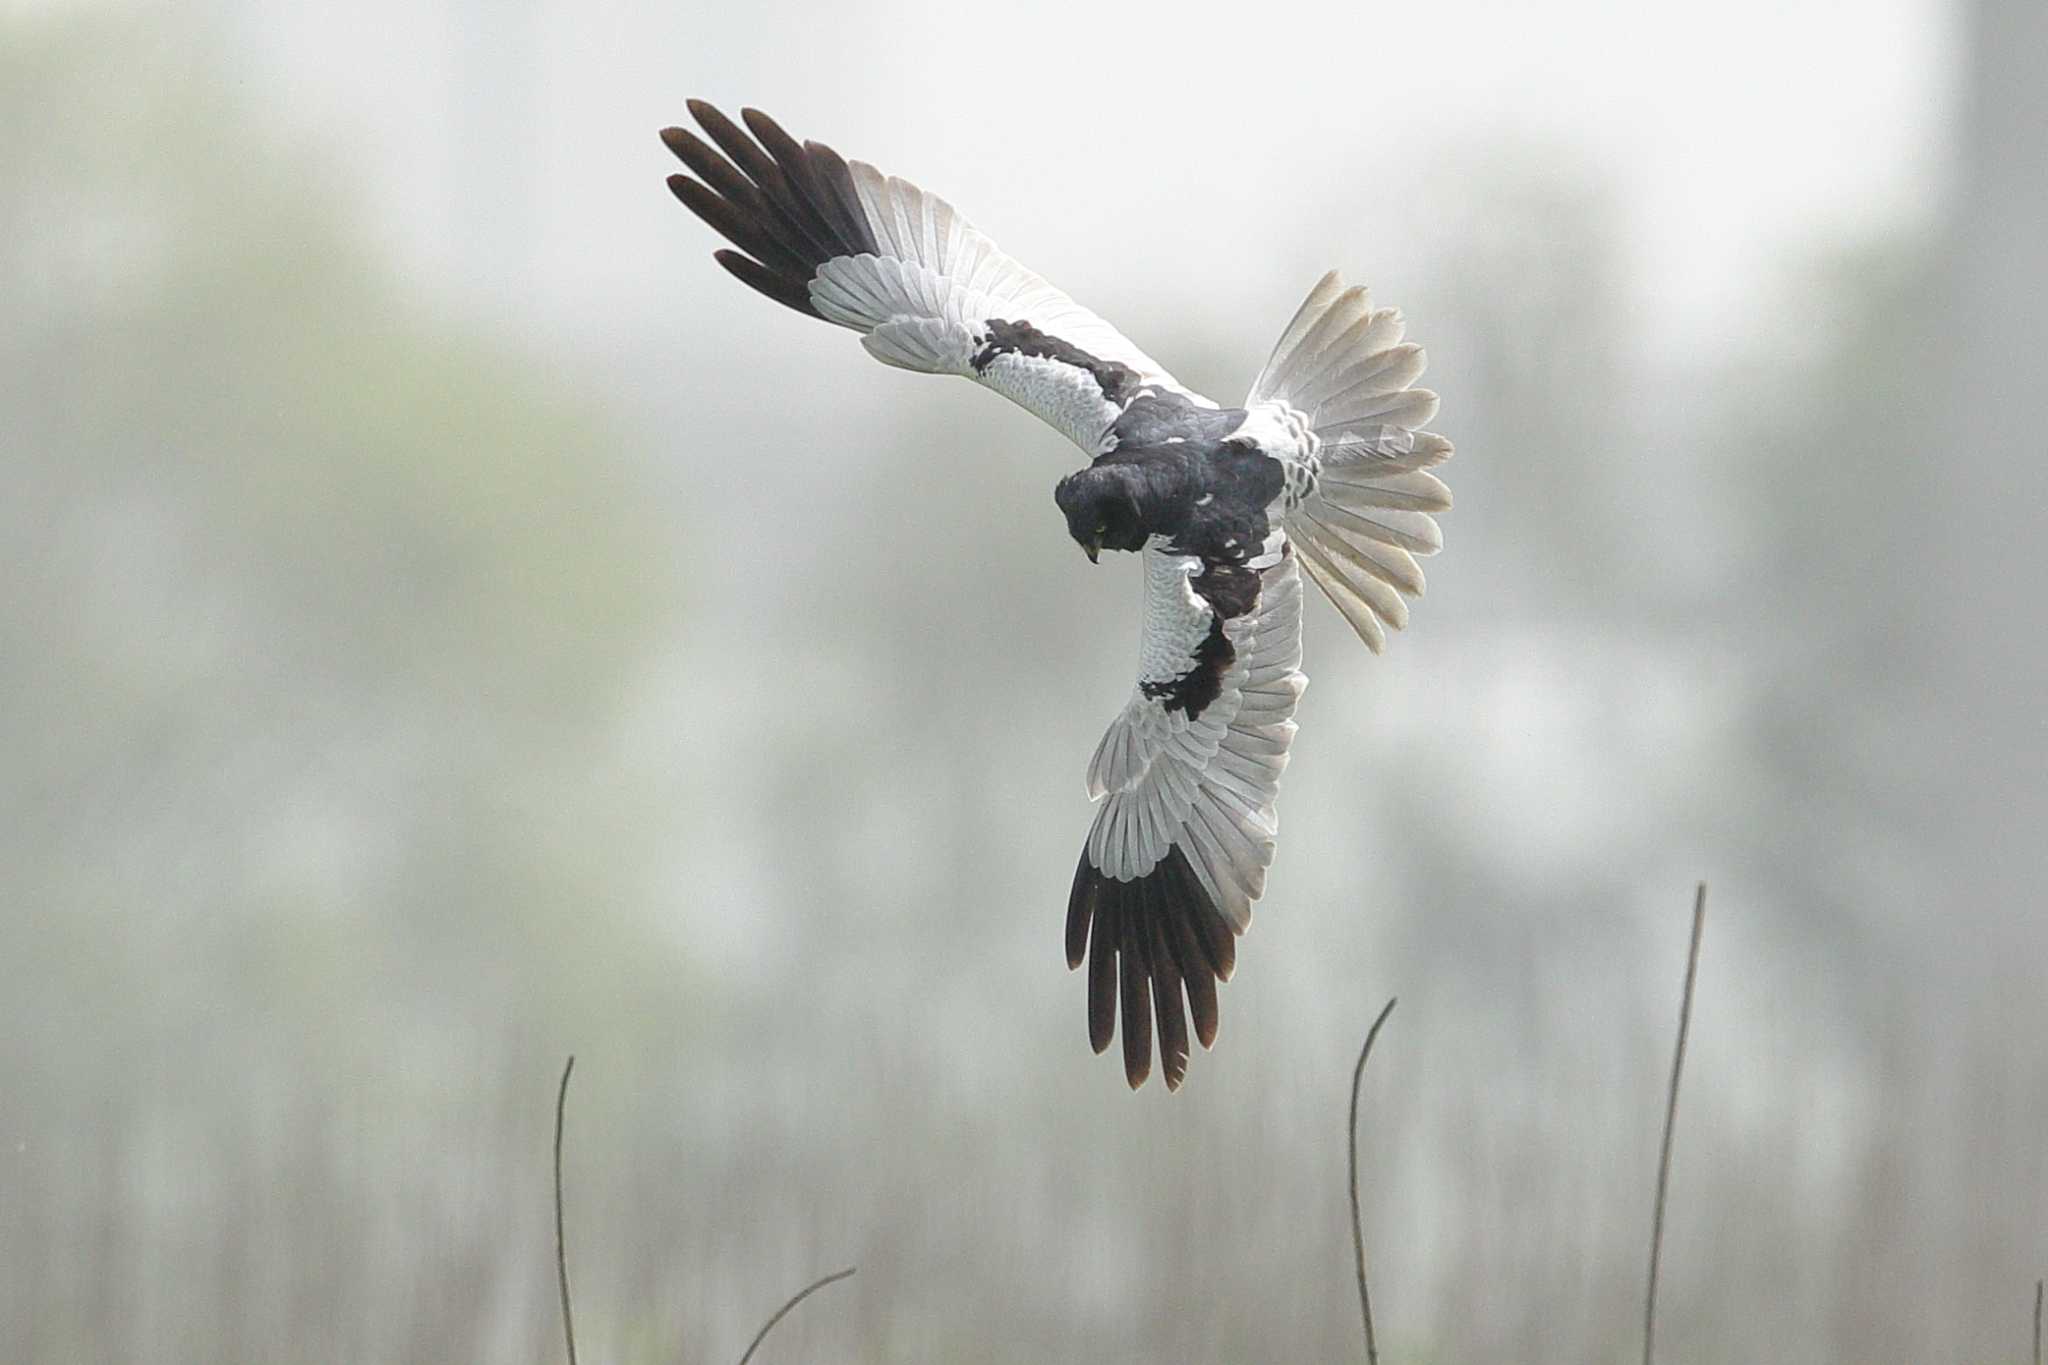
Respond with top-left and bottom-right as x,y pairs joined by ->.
803,136 -> 852,172
711,249 -> 821,319
662,101 -> 879,307
683,101 -> 754,161
738,105 -> 791,146
1065,850 -> 1095,970
1145,892 -> 1190,1091
1069,845 -> 1233,1092
1118,907 -> 1152,1088
1086,891 -> 1118,1056
668,100 -> 746,154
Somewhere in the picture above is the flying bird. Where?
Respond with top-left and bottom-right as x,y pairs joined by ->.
661,104 -> 1451,1091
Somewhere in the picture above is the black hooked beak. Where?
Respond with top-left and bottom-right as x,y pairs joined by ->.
1083,535 -> 1101,565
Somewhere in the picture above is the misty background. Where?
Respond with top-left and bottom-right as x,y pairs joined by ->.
5,0 -> 2043,1360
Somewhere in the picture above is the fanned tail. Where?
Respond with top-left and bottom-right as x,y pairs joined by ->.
1248,271 -> 1453,652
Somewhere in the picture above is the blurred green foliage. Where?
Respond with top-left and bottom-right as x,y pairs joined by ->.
2,11 -> 696,1133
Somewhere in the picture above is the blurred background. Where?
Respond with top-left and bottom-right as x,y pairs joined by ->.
5,0 -> 2043,1359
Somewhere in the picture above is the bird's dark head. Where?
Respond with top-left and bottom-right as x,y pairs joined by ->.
1054,465 -> 1153,563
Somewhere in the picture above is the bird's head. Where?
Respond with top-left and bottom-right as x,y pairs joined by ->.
1054,465 -> 1152,564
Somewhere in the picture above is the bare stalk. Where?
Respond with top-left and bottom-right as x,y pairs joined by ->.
2033,1278 -> 2042,1365
737,1267 -> 858,1365
1348,996 -> 1398,1365
1642,883 -> 1707,1365
555,1055 -> 579,1365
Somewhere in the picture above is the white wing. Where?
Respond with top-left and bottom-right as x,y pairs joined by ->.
1065,540 -> 1306,1090
663,103 -> 1207,454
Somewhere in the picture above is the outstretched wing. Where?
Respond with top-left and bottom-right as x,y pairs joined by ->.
1065,540 -> 1306,1090
662,103 -> 1206,454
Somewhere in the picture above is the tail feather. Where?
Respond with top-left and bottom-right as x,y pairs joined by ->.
1299,511 -> 1425,595
1318,426 -> 1454,474
1248,273 -> 1453,650
1285,310 -> 1412,414
1291,537 -> 1400,652
1312,501 -> 1443,556
1248,270 -> 1345,397
1319,466 -> 1452,512
1321,384 -> 1441,433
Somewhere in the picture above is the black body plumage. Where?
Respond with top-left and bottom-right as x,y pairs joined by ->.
970,318 -> 1146,407
1056,398 -> 1284,580
1055,392 -> 1286,722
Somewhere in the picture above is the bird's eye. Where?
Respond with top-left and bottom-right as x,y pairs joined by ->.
1093,522 -> 1108,535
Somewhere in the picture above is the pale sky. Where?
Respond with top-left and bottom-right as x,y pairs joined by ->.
234,0 -> 1956,355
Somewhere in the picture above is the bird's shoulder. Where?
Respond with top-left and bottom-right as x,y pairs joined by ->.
1090,401 -> 1294,593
